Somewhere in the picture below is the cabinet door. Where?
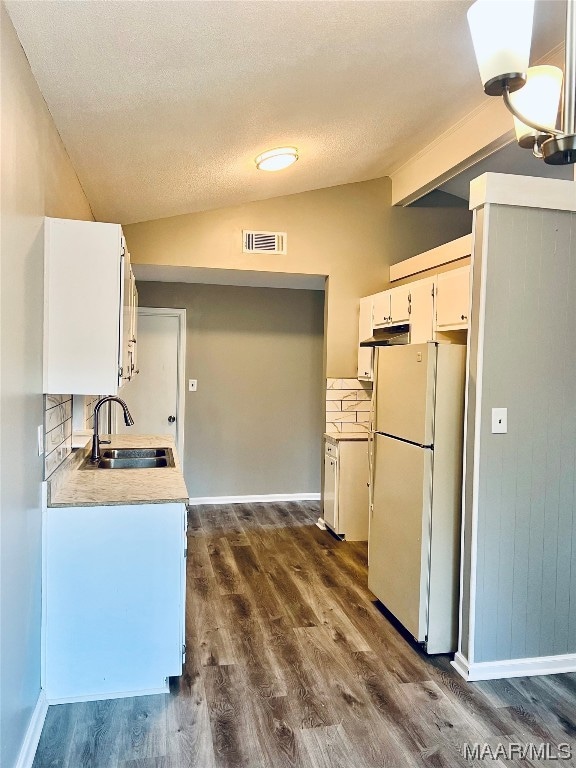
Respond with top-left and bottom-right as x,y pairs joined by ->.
131,278 -> 139,375
436,266 -> 471,330
120,252 -> 135,386
44,218 -> 123,395
372,290 -> 391,327
357,296 -> 373,380
44,502 -> 185,700
323,453 -> 338,531
409,278 -> 435,344
389,285 -> 411,325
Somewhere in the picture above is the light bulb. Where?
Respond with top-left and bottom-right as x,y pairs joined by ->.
467,0 -> 535,95
510,66 -> 563,146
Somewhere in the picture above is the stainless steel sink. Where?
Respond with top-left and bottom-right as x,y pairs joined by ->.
101,448 -> 170,460
98,456 -> 171,469
81,446 -> 175,470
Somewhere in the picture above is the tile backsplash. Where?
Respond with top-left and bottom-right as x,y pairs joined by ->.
44,394 -> 100,478
83,395 -> 100,431
44,394 -> 73,478
325,378 -> 373,434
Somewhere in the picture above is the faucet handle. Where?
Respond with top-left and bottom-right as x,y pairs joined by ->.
100,439 -> 111,445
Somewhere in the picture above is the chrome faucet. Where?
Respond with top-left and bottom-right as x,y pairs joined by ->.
91,396 -> 134,462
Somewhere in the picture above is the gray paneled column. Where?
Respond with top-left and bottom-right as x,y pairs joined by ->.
455,173 -> 576,681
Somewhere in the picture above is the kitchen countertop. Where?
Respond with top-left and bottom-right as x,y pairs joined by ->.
324,432 -> 369,442
47,434 -> 189,507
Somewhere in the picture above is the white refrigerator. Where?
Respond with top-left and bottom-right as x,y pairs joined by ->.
368,342 -> 466,654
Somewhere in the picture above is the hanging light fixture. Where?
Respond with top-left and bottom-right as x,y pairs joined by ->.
255,147 -> 298,171
467,0 -> 576,165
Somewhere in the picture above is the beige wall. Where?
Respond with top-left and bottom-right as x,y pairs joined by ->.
137,282 -> 325,498
124,182 -> 472,377
0,7 -> 93,766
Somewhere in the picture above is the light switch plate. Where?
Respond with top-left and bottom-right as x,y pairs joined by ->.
491,408 -> 507,434
38,425 -> 44,456
188,379 -> 197,392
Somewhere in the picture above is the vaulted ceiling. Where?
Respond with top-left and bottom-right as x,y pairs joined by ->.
5,0 -> 567,223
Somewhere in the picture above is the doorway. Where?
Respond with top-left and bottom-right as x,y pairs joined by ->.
117,307 -> 186,459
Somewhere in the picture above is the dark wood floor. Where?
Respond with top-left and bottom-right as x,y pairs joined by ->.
34,502 -> 576,767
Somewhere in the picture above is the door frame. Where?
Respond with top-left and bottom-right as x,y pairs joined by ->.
137,307 -> 187,460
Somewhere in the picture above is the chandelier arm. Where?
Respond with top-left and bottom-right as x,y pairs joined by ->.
563,0 -> 575,135
502,86 -> 563,138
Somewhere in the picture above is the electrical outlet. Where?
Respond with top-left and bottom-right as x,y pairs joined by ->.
37,425 -> 44,456
491,408 -> 507,434
188,379 -> 197,392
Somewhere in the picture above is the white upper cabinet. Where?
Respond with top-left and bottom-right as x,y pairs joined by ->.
389,285 -> 411,325
373,285 -> 411,328
357,295 -> 374,381
43,217 -> 138,395
121,250 -> 138,384
409,278 -> 436,344
435,266 -> 471,331
372,290 -> 391,327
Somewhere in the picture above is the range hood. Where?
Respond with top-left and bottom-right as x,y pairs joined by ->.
360,324 -> 410,347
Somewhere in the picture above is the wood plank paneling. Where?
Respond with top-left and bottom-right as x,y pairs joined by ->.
468,205 -> 576,664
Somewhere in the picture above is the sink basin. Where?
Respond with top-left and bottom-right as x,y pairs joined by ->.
98,456 -> 171,469
81,446 -> 175,470
101,448 -> 169,460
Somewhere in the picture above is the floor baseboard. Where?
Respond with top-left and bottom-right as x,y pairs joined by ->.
46,683 -> 169,705
452,651 -> 576,681
188,493 -> 321,505
14,690 -> 48,768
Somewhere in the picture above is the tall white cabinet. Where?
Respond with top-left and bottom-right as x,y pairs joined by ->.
43,217 -> 138,395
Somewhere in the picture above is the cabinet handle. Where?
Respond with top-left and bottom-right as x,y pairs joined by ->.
461,314 -> 468,321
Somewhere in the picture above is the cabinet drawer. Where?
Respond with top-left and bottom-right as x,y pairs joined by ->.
325,441 -> 339,459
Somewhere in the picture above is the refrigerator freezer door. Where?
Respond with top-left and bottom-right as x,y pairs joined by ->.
375,343 -> 437,446
368,433 -> 433,643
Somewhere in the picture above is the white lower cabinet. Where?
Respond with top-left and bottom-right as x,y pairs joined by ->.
43,502 -> 186,702
322,436 -> 369,541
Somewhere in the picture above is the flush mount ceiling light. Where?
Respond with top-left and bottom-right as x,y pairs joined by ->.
467,0 -> 576,164
255,147 -> 298,171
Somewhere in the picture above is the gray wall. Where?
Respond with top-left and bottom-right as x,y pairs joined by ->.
462,203 -> 576,664
137,282 -> 325,498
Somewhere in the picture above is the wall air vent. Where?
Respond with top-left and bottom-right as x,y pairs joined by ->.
243,230 -> 287,255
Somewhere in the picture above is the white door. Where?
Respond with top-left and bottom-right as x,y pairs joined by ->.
117,309 -> 184,455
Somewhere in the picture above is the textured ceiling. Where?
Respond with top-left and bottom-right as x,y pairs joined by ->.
5,0 -> 567,224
